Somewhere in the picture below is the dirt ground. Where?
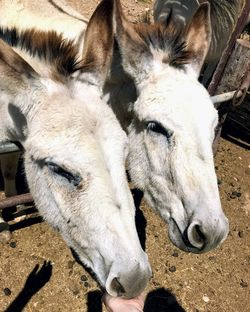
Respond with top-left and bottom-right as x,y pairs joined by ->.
0,1 -> 250,311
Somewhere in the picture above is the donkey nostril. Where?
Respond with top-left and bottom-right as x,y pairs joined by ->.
110,277 -> 126,296
186,223 -> 206,249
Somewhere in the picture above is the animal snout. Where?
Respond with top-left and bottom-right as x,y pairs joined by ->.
184,217 -> 229,252
106,258 -> 152,298
184,222 -> 207,250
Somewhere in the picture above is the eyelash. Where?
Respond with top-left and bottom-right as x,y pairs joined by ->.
46,161 -> 82,187
146,121 -> 173,140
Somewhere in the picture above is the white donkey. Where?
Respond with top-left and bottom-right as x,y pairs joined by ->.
0,29 -> 151,298
0,0 -> 229,254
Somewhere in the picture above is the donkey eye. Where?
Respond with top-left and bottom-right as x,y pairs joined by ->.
146,121 -> 173,139
45,161 -> 82,186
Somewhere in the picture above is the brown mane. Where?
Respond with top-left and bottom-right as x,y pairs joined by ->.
0,27 -> 80,76
133,17 -> 193,68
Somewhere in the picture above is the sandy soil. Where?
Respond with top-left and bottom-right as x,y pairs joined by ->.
0,1 -> 249,312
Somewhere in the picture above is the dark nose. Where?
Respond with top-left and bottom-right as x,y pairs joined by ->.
183,222 -> 206,250
110,277 -> 126,296
106,261 -> 152,298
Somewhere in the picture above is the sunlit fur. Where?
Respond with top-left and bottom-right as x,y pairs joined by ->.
0,0 -> 229,255
0,29 -> 151,297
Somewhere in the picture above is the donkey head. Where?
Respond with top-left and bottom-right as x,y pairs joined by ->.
90,0 -> 229,253
0,38 -> 151,298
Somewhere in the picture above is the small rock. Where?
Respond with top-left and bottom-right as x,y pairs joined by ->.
3,288 -> 11,296
0,230 -> 12,244
208,256 -> 215,261
217,179 -> 222,185
69,283 -> 80,295
245,168 -> 250,175
217,268 -> 222,274
240,280 -> 248,288
230,191 -> 241,198
172,251 -> 179,257
67,260 -> 75,269
169,266 -> 176,273
84,282 -> 90,288
238,231 -> 244,238
231,191 -> 237,197
72,288 -> 80,296
202,294 -> 210,303
80,275 -> 88,282
9,241 -> 16,248
245,255 -> 250,263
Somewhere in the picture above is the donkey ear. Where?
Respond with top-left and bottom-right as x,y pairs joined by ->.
184,2 -> 211,76
79,0 -> 115,82
79,0 -> 150,84
0,39 -> 38,140
0,39 -> 38,79
112,0 -> 152,83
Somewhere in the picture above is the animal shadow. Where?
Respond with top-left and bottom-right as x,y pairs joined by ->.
87,290 -> 103,312
131,188 -> 147,251
144,288 -> 186,312
86,287 -> 186,312
5,261 -> 52,312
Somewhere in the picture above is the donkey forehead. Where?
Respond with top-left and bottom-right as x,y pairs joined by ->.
136,69 -> 217,128
28,108 -> 127,162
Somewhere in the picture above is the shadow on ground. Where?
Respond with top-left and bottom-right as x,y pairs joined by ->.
5,261 -> 52,312
86,287 -> 185,312
132,188 -> 147,251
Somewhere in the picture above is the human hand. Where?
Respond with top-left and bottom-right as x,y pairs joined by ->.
103,292 -> 145,312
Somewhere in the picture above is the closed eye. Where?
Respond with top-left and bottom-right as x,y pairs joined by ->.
45,160 -> 82,187
146,121 -> 173,140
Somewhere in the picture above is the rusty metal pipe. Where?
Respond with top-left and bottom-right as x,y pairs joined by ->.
0,142 -> 20,155
0,193 -> 33,209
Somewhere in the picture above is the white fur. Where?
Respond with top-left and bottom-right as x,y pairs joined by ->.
0,0 -> 229,256
0,15 -> 151,299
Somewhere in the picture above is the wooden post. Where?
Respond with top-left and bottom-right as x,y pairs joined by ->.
215,39 -> 250,95
212,39 -> 250,154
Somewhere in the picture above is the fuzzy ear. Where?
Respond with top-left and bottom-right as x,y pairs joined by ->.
0,39 -> 38,79
78,0 -> 152,85
184,2 -> 211,76
112,0 -> 152,83
0,39 -> 39,141
79,0 -> 115,82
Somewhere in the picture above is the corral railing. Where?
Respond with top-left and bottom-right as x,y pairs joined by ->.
0,142 -> 33,209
